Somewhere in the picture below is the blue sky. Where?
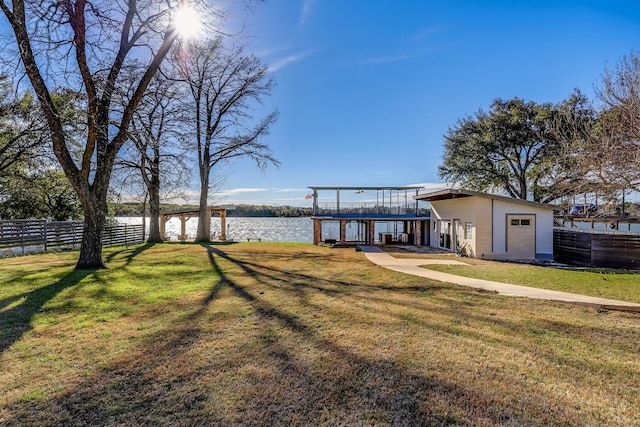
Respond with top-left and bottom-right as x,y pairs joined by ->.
206,0 -> 640,206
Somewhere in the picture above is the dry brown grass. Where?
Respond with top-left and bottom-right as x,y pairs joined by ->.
1,242 -> 639,426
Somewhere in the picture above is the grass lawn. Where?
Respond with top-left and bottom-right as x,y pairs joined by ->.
1,242 -> 639,426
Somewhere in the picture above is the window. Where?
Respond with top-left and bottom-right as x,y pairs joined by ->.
464,222 -> 472,239
511,218 -> 531,226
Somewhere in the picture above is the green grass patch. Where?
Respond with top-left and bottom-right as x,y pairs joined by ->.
1,243 -> 639,425
425,260 -> 640,303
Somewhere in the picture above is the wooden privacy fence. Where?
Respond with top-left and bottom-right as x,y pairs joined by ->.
554,228 -> 640,270
0,219 -> 144,257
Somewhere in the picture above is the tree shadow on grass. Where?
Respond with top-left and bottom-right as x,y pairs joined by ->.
1,244 -> 156,356
0,244 -> 600,425
0,269 -> 93,355
196,244 -> 570,425
104,242 -> 156,265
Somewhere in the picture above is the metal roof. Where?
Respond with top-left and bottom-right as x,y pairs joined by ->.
308,186 -> 425,191
415,188 -> 559,211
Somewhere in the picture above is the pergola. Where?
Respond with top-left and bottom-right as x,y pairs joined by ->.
159,207 -> 228,241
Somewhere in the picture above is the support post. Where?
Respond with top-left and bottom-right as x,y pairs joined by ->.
415,220 -> 422,247
313,219 -> 322,245
339,220 -> 347,244
220,209 -> 227,241
179,214 -> 186,240
160,215 -> 167,240
368,220 -> 375,245
206,208 -> 212,240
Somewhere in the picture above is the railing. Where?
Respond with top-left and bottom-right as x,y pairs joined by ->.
0,219 -> 144,257
314,203 -> 429,217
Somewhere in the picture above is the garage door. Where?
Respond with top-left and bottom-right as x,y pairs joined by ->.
506,215 -> 535,259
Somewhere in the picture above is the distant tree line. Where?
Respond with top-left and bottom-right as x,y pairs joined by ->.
228,205 -> 312,217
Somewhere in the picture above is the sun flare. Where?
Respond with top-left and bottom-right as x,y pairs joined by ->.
173,6 -> 202,39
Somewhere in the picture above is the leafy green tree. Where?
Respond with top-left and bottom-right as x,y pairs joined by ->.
0,170 -> 81,220
0,77 -> 49,176
39,171 -> 84,221
439,97 -> 566,202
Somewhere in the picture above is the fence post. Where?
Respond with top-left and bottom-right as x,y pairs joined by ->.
20,222 -> 24,255
43,221 -> 48,252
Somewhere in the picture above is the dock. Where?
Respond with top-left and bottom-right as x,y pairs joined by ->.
308,186 -> 431,246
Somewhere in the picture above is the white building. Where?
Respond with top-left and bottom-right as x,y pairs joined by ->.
416,189 -> 558,260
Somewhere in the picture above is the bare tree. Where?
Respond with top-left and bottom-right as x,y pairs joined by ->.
0,0 -> 215,268
544,90 -> 604,201
116,73 -> 190,242
174,37 -> 279,242
549,54 -> 640,208
594,52 -> 640,193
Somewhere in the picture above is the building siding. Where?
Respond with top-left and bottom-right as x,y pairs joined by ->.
429,196 -> 554,260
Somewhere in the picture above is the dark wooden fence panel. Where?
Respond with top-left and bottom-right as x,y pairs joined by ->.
0,220 -> 144,256
554,228 -> 640,270
554,229 -> 591,266
591,233 -> 640,269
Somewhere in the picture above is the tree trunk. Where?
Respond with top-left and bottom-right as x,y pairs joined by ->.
147,176 -> 163,243
195,172 -> 210,242
75,199 -> 107,270
519,177 -> 528,200
147,203 -> 163,242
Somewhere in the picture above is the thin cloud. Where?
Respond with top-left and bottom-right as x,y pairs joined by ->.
253,45 -> 296,59
214,188 -> 269,197
360,51 -> 425,65
275,188 -> 309,193
412,26 -> 440,42
299,0 -> 317,29
356,26 -> 446,66
267,49 -> 316,73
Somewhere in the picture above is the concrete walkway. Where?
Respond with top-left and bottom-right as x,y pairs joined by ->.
359,246 -> 640,312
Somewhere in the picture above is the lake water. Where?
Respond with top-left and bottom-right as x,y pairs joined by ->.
116,216 -> 406,243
